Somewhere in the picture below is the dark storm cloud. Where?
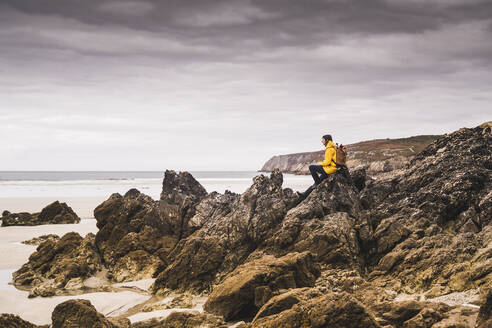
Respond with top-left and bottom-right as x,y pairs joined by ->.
0,0 -> 491,170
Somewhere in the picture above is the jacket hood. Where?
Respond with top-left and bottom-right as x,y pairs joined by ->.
326,140 -> 335,148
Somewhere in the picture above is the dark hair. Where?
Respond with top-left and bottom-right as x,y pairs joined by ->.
322,134 -> 332,142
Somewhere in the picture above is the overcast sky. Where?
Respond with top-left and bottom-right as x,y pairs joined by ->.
1,0 -> 491,171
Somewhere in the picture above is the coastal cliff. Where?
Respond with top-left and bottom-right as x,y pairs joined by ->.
260,135 -> 441,175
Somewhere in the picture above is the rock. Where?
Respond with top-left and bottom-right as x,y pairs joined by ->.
94,190 -> 166,282
268,173 -> 365,271
1,211 -> 37,227
0,314 -> 46,328
252,287 -> 322,321
271,211 -> 363,269
250,289 -> 380,328
51,299 -> 130,328
142,293 -> 195,312
13,232 -> 102,297
360,127 -> 492,293
159,170 -> 208,239
204,252 -> 320,321
131,311 -> 228,328
476,289 -> 492,328
22,234 -> 60,246
1,201 -> 80,226
153,170 -> 298,293
351,167 -> 368,191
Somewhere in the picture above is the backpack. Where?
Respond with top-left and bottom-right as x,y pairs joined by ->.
334,144 -> 347,167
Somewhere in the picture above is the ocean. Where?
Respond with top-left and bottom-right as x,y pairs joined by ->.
0,171 -> 313,218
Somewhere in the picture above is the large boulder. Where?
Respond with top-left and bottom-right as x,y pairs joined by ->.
12,232 -> 102,297
250,289 -> 380,328
1,201 -> 80,226
51,299 -> 130,328
204,252 -> 320,321
153,170 -> 298,293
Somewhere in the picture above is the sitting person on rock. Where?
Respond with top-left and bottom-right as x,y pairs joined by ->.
309,134 -> 337,185
298,135 -> 337,199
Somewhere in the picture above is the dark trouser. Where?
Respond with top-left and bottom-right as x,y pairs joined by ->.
309,164 -> 329,185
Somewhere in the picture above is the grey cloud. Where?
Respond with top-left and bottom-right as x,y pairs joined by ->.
0,0 -> 491,170
98,1 -> 155,16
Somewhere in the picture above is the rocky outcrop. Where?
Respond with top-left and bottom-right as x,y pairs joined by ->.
51,299 -> 131,328
267,173 -> 366,270
250,288 -> 380,328
260,135 -> 440,175
204,252 -> 320,321
153,170 -> 298,293
22,234 -> 60,246
12,232 -> 102,297
361,127 -> 492,294
0,314 -> 47,328
1,201 -> 80,226
7,125 -> 490,326
93,171 -> 209,283
94,189 -> 165,282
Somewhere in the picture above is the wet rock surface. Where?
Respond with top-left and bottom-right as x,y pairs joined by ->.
1,201 -> 80,226
13,232 -> 102,297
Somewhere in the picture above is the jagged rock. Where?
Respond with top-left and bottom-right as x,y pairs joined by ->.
0,314 -> 47,328
267,173 -> 366,271
94,190 -> 166,282
1,201 -> 80,226
13,232 -> 101,297
131,311 -> 228,328
361,127 -> 492,293
203,252 -> 320,321
94,171 -> 210,283
22,234 -> 60,246
153,170 -> 298,293
159,170 -> 208,240
250,289 -> 380,328
476,289 -> 492,328
51,299 -> 130,328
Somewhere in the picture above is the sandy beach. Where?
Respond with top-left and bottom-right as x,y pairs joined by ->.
0,219 -> 185,325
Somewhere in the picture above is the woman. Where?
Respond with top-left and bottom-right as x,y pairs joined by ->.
309,134 -> 337,185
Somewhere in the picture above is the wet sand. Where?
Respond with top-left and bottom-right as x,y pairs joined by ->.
0,219 -> 211,326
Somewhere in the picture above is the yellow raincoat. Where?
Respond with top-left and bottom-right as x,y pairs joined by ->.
317,140 -> 337,174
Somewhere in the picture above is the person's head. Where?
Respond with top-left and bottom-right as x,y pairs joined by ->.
321,134 -> 332,146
